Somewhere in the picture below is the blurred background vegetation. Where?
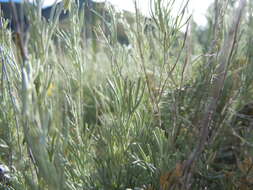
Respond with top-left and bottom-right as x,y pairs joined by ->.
0,0 -> 252,189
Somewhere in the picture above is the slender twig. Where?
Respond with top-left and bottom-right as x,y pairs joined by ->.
1,48 -> 23,165
10,2 -> 29,63
182,0 -> 247,189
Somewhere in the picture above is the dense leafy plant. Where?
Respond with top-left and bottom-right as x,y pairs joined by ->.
0,0 -> 252,189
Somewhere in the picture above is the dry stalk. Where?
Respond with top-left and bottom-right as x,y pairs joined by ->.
181,0 -> 247,189
10,2 -> 29,63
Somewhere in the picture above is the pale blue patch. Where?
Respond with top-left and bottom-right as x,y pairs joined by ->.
0,0 -> 23,3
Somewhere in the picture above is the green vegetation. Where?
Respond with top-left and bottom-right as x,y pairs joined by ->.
0,0 -> 252,189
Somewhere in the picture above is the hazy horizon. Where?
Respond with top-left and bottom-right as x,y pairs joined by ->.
108,0 -> 214,26
0,0 -> 214,26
